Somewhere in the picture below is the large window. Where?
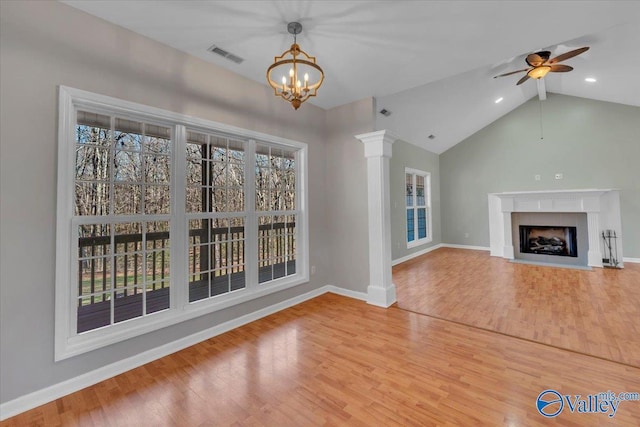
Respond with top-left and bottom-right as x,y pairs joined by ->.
255,144 -> 298,283
405,168 -> 431,248
56,87 -> 308,360
74,113 -> 172,333
186,132 -> 247,302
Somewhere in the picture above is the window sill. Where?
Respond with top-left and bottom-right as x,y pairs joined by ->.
57,272 -> 309,361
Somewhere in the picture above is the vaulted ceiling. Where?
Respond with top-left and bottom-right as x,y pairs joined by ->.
62,1 -> 640,153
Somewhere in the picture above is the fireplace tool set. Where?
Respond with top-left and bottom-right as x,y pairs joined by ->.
601,230 -> 620,268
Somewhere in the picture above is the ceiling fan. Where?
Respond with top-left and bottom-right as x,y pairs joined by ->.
494,46 -> 590,85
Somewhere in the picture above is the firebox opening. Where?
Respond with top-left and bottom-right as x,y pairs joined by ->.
519,225 -> 578,257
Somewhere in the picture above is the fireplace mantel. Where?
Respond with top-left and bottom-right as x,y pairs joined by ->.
488,189 -> 624,268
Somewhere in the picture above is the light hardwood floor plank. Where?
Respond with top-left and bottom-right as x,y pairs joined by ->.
393,247 -> 640,367
3,292 -> 640,425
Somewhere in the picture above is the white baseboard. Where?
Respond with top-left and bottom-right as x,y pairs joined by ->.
441,243 -> 490,251
392,243 -> 443,266
325,285 -> 368,301
623,257 -> 640,263
391,243 -> 491,266
1,284 -> 362,421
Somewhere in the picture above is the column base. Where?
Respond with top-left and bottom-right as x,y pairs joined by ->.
366,284 -> 397,308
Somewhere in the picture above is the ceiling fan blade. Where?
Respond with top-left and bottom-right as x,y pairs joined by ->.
516,74 -> 530,85
526,53 -> 545,67
493,68 -> 529,78
549,47 -> 590,64
549,64 -> 573,72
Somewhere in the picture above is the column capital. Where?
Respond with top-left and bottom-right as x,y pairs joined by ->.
355,130 -> 399,158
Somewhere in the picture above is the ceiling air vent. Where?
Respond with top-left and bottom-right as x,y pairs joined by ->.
208,45 -> 244,64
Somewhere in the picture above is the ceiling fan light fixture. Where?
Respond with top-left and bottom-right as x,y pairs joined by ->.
495,46 -> 589,87
266,22 -> 324,110
527,66 -> 551,79
585,77 -> 597,83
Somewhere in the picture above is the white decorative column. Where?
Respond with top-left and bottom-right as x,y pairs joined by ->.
587,212 -> 603,267
355,130 -> 398,307
501,197 -> 515,259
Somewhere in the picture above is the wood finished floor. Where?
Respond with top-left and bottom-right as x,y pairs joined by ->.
3,293 -> 640,426
393,247 -> 640,367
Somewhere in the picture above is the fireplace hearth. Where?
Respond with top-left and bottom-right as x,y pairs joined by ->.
519,225 -> 578,257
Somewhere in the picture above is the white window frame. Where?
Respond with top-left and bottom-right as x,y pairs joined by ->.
55,86 -> 309,360
405,167 -> 432,249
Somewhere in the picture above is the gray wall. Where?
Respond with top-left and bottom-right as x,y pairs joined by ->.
440,94 -> 640,257
325,98 -> 376,293
3,0 -> 638,410
0,1 -> 341,403
390,140 -> 441,261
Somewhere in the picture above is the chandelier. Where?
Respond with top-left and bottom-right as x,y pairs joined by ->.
266,22 -> 324,110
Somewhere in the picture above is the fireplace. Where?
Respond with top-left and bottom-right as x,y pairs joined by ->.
519,225 -> 577,257
488,189 -> 625,268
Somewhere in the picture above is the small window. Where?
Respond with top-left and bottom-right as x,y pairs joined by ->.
405,168 -> 431,247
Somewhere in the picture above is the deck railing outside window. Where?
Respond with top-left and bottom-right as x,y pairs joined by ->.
77,222 -> 295,332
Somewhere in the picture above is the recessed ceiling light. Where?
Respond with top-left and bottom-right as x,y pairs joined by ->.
585,77 -> 597,83
495,97 -> 503,104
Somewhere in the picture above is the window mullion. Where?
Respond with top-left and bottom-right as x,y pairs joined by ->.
245,139 -> 258,289
140,124 -> 146,217
109,116 -> 116,325
295,147 -> 305,277
173,125 -> 188,309
70,221 -> 80,336
140,124 -> 147,316
427,174 -> 432,239
411,173 -> 420,242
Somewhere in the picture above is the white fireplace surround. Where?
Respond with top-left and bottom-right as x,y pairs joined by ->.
488,189 -> 624,268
